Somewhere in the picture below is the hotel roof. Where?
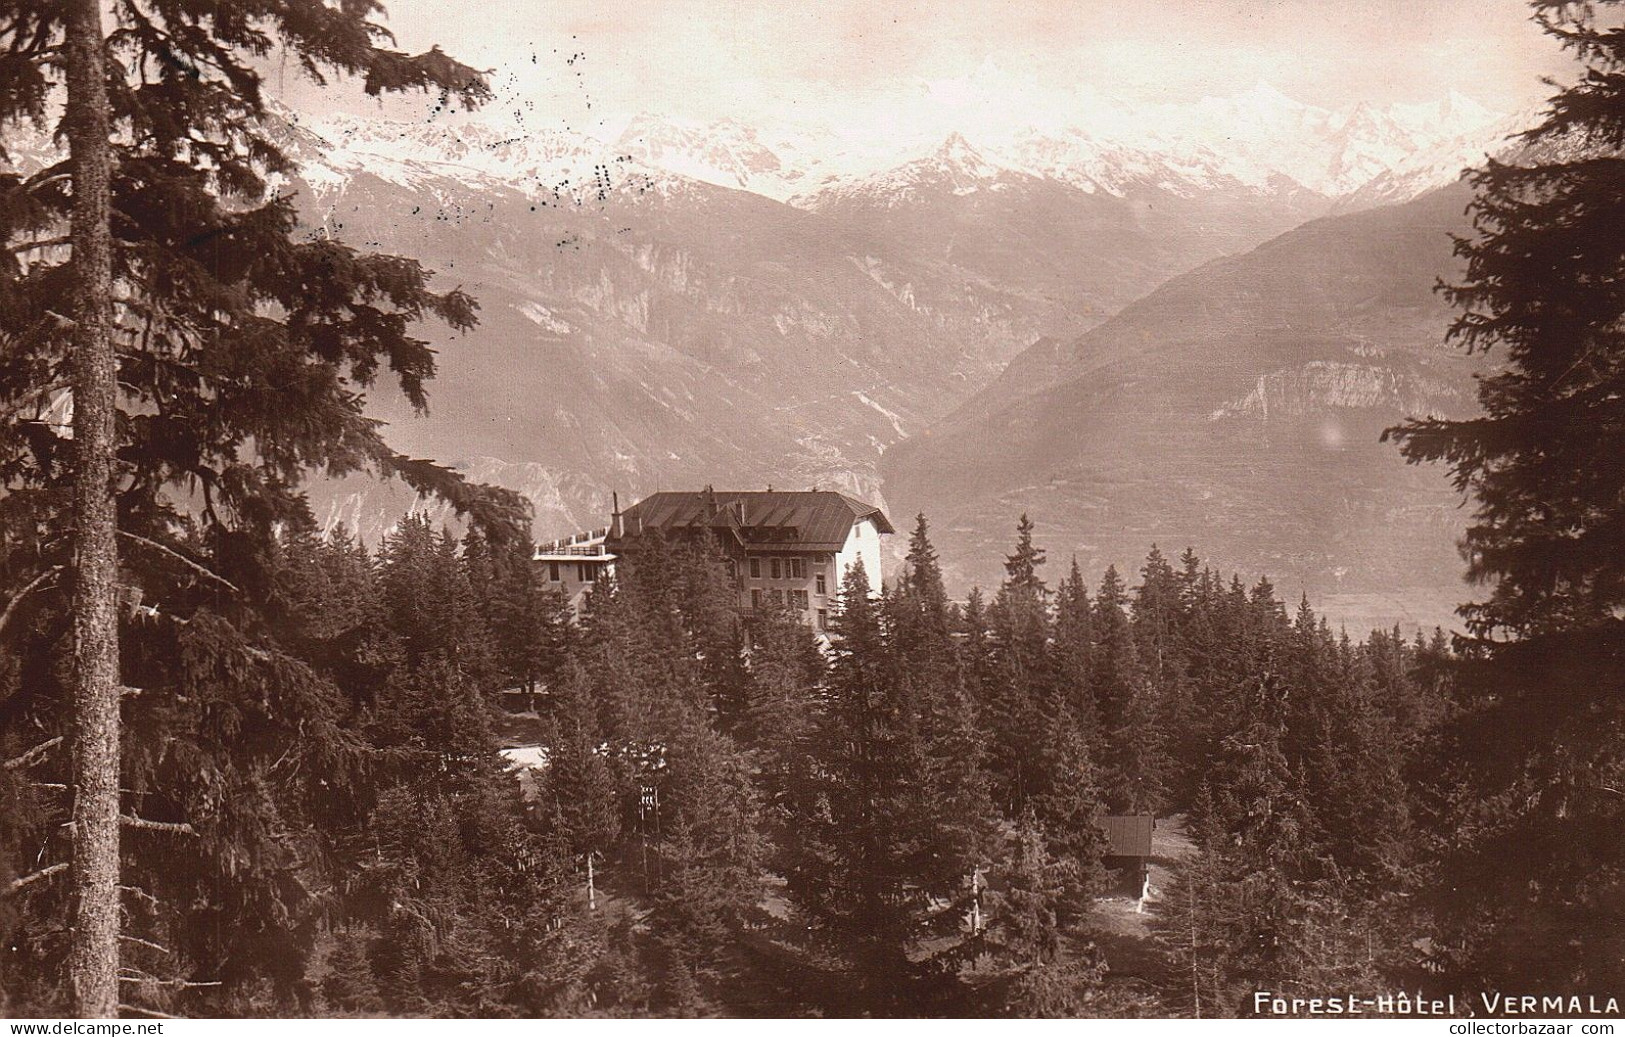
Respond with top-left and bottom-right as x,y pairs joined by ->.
612,489 -> 893,553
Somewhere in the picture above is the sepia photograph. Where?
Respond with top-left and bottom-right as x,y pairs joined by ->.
0,0 -> 1621,1024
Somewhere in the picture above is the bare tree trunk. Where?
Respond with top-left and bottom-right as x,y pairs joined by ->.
63,0 -> 120,1018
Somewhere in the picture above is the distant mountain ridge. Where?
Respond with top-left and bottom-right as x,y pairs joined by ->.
280,80 -> 1521,208
881,182 -> 1487,632
232,91 -> 1477,552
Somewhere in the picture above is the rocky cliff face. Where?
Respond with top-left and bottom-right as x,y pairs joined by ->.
1208,362 -> 1468,423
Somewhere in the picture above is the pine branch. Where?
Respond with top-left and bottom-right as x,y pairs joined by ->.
7,235 -> 72,253
0,380 -> 71,429
119,971 -> 221,988
120,815 -> 197,836
116,531 -> 241,593
119,884 -> 159,907
36,782 -> 145,794
6,861 -> 67,894
19,168 -> 71,197
119,934 -> 170,955
0,566 -> 62,638
4,734 -> 62,771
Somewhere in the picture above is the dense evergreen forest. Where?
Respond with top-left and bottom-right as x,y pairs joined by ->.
1,509 -> 1462,1017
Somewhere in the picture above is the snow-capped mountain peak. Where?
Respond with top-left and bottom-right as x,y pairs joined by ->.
794,130 -> 1028,210
611,113 -> 790,194
252,82 -> 1524,213
932,133 -> 999,178
1391,89 -> 1501,140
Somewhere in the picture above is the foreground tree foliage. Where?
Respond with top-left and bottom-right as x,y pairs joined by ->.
1384,0 -> 1625,998
0,0 -> 533,1016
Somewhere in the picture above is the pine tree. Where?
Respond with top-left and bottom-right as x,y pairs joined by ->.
988,819 -> 1063,967
787,560 -> 941,1014
1134,546 -> 1189,790
59,0 -> 119,1011
1290,608 -> 1410,885
890,515 -> 999,895
739,603 -> 824,882
670,537 -> 750,727
741,606 -> 823,752
1380,1 -> 1625,994
378,518 -> 492,680
464,528 -> 568,706
585,530 -> 715,740
1157,788 -> 1237,1017
643,711 -> 763,1011
1053,558 -> 1097,739
980,816 -> 1118,1018
0,2 -> 510,1014
543,662 -> 624,865
1162,548 -> 1213,809
1093,565 -> 1164,814
983,516 -> 1053,816
1133,546 -> 1183,692
1209,669 -> 1325,1002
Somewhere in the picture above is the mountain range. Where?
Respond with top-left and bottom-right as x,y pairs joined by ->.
2,83 -> 1520,629
294,80 -> 1514,204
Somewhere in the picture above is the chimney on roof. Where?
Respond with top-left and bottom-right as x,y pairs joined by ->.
611,492 -> 623,538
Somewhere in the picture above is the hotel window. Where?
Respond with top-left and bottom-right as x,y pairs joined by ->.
549,561 -> 560,582
816,608 -> 828,630
771,558 -> 783,580
578,562 -> 595,583
790,558 -> 805,580
790,590 -> 809,610
750,558 -> 761,579
751,589 -> 763,609
816,572 -> 827,595
771,588 -> 784,605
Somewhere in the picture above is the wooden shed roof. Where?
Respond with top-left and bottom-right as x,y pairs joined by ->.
1102,814 -> 1154,858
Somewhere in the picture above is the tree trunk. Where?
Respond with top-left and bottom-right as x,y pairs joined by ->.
63,0 -> 120,1018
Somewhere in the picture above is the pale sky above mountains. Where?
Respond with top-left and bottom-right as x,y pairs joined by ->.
276,0 -> 1574,140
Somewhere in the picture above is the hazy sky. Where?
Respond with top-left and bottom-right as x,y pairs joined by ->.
283,0 -> 1573,135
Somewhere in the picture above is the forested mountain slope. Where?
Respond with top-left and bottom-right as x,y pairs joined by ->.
882,182 -> 1484,630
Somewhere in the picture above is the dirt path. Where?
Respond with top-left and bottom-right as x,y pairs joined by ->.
1087,815 -> 1196,988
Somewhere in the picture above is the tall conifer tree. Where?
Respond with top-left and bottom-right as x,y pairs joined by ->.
892,516 -> 999,904
1383,0 -> 1625,991
0,1 -> 507,1013
789,560 -> 940,1013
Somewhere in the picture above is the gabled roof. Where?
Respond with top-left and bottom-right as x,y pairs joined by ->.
613,490 -> 893,553
1101,814 -> 1154,858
